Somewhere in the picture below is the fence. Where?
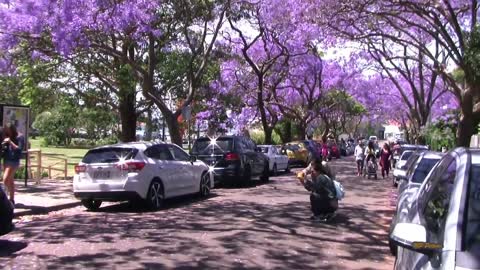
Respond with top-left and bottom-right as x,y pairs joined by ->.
25,149 -> 68,182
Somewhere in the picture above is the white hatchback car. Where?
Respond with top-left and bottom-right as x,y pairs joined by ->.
73,142 -> 213,210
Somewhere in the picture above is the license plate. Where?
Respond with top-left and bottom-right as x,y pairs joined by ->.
93,171 -> 111,179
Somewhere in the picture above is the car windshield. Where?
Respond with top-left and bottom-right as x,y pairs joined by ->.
285,144 -> 301,151
401,151 -> 413,160
411,158 -> 440,183
191,138 -> 233,154
82,147 -> 138,164
259,146 -> 269,153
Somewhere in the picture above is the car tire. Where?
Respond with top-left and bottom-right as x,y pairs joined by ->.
260,163 -> 270,183
271,164 -> 278,176
146,179 -> 164,210
81,199 -> 102,211
199,173 -> 211,197
285,164 -> 290,173
393,177 -> 398,187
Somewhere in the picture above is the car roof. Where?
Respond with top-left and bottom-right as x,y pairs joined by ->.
402,144 -> 428,149
92,141 -> 168,151
418,151 -> 445,160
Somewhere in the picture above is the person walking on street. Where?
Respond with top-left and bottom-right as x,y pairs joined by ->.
379,143 -> 392,179
354,139 -> 365,176
2,123 -> 25,205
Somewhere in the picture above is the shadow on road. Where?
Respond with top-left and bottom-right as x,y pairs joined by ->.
2,157 -> 394,269
0,240 -> 28,257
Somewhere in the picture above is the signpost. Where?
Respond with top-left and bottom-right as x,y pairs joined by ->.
182,106 -> 192,150
0,104 -> 31,186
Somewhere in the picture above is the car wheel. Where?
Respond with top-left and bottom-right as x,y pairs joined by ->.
199,173 -> 211,197
271,164 -> 278,176
285,164 -> 290,173
393,177 -> 398,187
260,163 -> 270,183
147,179 -> 164,210
81,199 -> 102,211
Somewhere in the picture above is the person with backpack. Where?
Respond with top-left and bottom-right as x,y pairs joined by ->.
297,157 -> 338,222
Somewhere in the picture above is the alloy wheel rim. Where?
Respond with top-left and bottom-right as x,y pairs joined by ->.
201,175 -> 210,195
150,182 -> 163,208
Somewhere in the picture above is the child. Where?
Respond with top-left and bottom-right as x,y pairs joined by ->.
297,157 -> 338,221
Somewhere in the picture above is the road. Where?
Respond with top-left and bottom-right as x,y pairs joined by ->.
0,157 -> 395,270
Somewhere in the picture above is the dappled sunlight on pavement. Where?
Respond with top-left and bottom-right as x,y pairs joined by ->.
1,156 -> 395,270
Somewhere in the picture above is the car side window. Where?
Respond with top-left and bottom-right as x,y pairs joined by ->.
422,158 -> 456,244
271,147 -> 278,155
169,145 -> 190,162
145,145 -> 173,160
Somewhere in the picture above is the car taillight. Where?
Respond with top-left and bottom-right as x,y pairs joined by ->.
117,161 -> 146,172
225,153 -> 240,161
74,165 -> 86,174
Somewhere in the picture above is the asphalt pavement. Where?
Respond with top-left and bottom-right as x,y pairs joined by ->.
0,156 -> 396,270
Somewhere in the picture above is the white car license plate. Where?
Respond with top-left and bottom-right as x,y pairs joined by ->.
93,171 -> 111,179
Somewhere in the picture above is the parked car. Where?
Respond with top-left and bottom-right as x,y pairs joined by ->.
388,151 -> 444,255
258,145 -> 289,175
392,145 -> 430,186
73,142 -> 213,210
190,136 -> 269,186
393,150 -> 415,186
284,141 -> 312,167
0,185 -> 14,236
393,144 -> 429,167
390,148 -> 480,270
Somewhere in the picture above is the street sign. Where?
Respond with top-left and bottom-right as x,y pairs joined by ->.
182,105 -> 192,121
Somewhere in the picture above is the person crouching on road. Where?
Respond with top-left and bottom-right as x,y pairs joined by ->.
297,157 -> 338,221
354,139 -> 365,176
2,123 -> 25,206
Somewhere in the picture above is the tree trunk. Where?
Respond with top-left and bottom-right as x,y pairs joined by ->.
456,88 -> 476,147
119,92 -> 137,142
164,111 -> 183,146
322,126 -> 330,142
145,108 -> 153,141
264,127 -> 273,145
296,123 -> 306,141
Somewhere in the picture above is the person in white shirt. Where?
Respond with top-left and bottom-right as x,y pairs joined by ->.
354,139 -> 365,176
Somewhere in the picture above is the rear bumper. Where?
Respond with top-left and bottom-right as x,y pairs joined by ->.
74,191 -> 141,201
212,167 -> 241,183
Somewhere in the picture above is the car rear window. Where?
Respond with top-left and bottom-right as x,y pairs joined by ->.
259,147 -> 269,153
192,138 -> 233,154
82,147 -> 138,164
285,144 -> 301,151
411,158 -> 440,183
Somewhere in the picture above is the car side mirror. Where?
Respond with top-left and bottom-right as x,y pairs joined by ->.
190,155 -> 197,162
390,223 -> 442,256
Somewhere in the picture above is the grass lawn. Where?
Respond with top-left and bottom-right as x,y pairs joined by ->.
29,138 -> 89,178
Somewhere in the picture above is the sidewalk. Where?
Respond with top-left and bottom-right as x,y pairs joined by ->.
11,179 -> 80,217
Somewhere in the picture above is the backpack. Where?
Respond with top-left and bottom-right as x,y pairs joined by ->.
333,180 -> 345,200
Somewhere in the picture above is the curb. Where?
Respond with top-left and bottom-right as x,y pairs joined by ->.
14,201 -> 82,218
